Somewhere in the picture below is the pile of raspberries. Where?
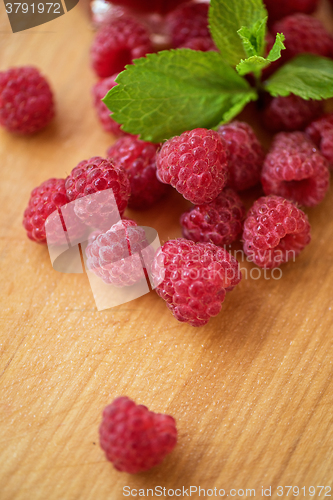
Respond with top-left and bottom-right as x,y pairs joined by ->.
0,0 -> 330,475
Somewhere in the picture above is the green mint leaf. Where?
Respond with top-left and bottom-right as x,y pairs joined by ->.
237,18 -> 267,58
104,50 -> 257,143
264,54 -> 333,99
236,33 -> 285,76
209,0 -> 268,66
267,33 -> 285,62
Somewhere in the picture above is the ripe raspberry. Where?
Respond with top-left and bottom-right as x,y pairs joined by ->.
262,95 -> 323,133
264,0 -> 319,23
180,188 -> 245,246
65,157 -> 130,229
91,15 -> 153,78
107,136 -> 168,209
85,219 -> 150,286
156,128 -> 228,205
261,132 -> 330,207
0,66 -> 54,134
217,121 -> 265,192
243,195 -> 311,268
180,37 -> 218,52
99,396 -> 177,473
92,75 -> 132,137
23,179 -> 68,243
306,113 -> 333,168
272,14 -> 333,63
151,239 -> 241,327
166,2 -> 210,48
107,0 -> 188,15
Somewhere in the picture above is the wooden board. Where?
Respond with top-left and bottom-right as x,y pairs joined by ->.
1,2 -> 333,499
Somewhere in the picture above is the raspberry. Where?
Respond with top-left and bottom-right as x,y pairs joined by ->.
264,0 -> 319,23
0,66 -> 54,134
23,179 -> 68,243
166,2 -> 210,48
99,396 -> 177,473
85,219 -> 150,286
180,188 -> 245,246
151,239 -> 241,327
107,0 -> 188,15
217,121 -> 265,192
262,95 -> 323,133
107,136 -> 168,209
91,15 -> 153,78
272,14 -> 333,63
180,37 -> 218,52
92,75 -> 132,137
261,132 -> 330,207
243,195 -> 311,268
306,113 -> 333,168
65,157 -> 131,229
156,128 -> 228,205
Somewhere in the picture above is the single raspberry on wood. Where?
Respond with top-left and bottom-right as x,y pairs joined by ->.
99,396 -> 177,473
23,178 -> 68,243
107,136 -> 168,209
85,219 -> 150,286
180,188 -> 245,246
262,94 -> 323,133
65,157 -> 130,229
0,66 -> 54,134
217,121 -> 265,192
264,0 -> 319,23
151,239 -> 241,327
243,195 -> 311,268
166,2 -> 211,48
306,113 -> 333,169
91,15 -> 153,78
156,128 -> 228,205
92,75 -> 132,137
261,132 -> 330,207
272,14 -> 333,63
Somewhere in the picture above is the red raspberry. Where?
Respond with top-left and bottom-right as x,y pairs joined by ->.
217,121 -> 265,192
23,179 -> 68,243
261,132 -> 330,207
264,0 -> 319,23
99,396 -> 177,473
262,95 -> 323,133
272,14 -> 333,63
65,157 -> 130,229
243,195 -> 311,268
180,37 -> 218,52
0,66 -> 54,134
91,15 -> 153,78
85,219 -> 150,286
107,136 -> 168,209
107,0 -> 188,15
166,2 -> 211,48
180,188 -> 245,246
306,113 -> 333,168
151,239 -> 241,327
92,75 -> 132,137
156,128 -> 228,205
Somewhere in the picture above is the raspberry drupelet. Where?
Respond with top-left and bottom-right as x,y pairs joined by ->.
92,75 -> 132,137
217,121 -> 265,191
261,132 -> 330,207
99,396 -> 177,473
151,239 -> 241,327
264,0 -> 319,23
180,188 -> 245,246
85,219 -> 150,286
166,2 -> 211,48
243,195 -> 311,269
65,157 -> 131,229
0,66 -> 54,134
262,95 -> 323,133
306,113 -> 333,168
156,128 -> 228,205
91,15 -> 153,78
107,136 -> 168,209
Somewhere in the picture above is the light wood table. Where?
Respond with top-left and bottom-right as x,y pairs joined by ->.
1,2 -> 333,499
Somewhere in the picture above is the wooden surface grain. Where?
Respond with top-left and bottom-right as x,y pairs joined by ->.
1,2 -> 333,499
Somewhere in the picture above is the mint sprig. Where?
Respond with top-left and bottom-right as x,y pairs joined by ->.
104,0 -> 333,143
